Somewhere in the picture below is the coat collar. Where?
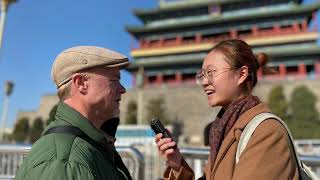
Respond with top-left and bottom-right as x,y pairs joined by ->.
48,101 -> 115,145
233,103 -> 271,131
211,103 -> 270,175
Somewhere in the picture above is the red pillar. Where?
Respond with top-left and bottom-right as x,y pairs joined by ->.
176,35 -> 183,45
230,28 -> 238,39
273,24 -> 281,34
314,61 -> 320,75
159,38 -> 164,47
279,64 -> 286,77
156,74 -> 163,85
298,63 -> 307,77
145,40 -> 150,48
301,20 -> 308,32
251,26 -> 259,36
175,72 -> 183,84
195,33 -> 202,43
292,22 -> 300,33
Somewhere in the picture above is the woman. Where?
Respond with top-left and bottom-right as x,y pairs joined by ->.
155,39 -> 299,180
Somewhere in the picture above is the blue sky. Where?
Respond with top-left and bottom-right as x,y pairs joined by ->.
0,0 -> 157,128
0,0 -> 318,129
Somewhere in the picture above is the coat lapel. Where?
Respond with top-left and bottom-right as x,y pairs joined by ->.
211,125 -> 236,175
211,103 -> 270,176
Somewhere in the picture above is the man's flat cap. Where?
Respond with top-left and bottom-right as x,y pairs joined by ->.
51,46 -> 129,88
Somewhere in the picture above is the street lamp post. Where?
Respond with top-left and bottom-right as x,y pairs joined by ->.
0,0 -> 16,49
0,80 -> 14,142
136,67 -> 144,124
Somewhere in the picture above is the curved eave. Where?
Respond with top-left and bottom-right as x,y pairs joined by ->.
126,45 -> 320,72
133,0 -> 299,17
133,0 -> 251,18
127,3 -> 320,34
130,32 -> 318,57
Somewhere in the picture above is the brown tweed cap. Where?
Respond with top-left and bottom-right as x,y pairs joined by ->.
51,46 -> 129,88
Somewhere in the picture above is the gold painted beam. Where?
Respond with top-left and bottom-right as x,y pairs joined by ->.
131,32 -> 318,58
131,43 -> 213,57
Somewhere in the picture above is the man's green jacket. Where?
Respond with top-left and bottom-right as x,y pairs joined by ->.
15,102 -> 130,180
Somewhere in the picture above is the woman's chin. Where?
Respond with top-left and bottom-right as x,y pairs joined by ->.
208,100 -> 218,107
207,95 -> 218,107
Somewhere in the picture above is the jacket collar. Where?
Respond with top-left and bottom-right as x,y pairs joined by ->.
211,103 -> 270,175
53,101 -> 115,144
233,103 -> 271,131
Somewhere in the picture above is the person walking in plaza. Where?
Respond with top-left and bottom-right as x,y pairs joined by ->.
155,39 -> 300,180
15,46 -> 132,180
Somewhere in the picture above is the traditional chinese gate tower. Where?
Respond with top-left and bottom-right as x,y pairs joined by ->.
127,0 -> 320,87
123,0 -> 320,145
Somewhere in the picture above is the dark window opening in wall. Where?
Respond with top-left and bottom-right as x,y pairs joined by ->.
238,29 -> 252,39
260,26 -> 273,31
164,37 -> 178,46
202,34 -> 215,43
164,74 -> 176,83
149,39 -> 161,48
201,31 -> 230,43
182,73 -> 196,82
259,26 -> 277,36
287,66 -> 298,75
281,24 -> 296,33
149,76 -> 157,84
215,32 -> 231,42
306,64 -> 314,73
183,36 -> 196,44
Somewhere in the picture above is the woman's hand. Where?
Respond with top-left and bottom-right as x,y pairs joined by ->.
155,133 -> 183,171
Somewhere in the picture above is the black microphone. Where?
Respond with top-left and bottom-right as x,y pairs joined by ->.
150,118 -> 172,139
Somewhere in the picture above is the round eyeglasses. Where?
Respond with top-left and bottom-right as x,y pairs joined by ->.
195,68 -> 236,85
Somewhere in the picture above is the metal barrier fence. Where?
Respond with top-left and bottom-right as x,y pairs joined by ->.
180,147 -> 320,179
0,145 -> 320,180
0,145 -> 144,180
117,146 -> 145,180
0,145 -> 30,179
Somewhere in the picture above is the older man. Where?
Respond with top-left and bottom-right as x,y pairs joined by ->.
15,46 -> 132,180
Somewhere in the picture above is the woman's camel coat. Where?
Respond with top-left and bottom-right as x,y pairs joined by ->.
164,103 -> 299,180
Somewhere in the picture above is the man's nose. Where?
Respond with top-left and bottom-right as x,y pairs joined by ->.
119,83 -> 126,94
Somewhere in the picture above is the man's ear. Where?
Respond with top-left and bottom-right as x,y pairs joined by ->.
237,66 -> 249,85
72,73 -> 88,93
